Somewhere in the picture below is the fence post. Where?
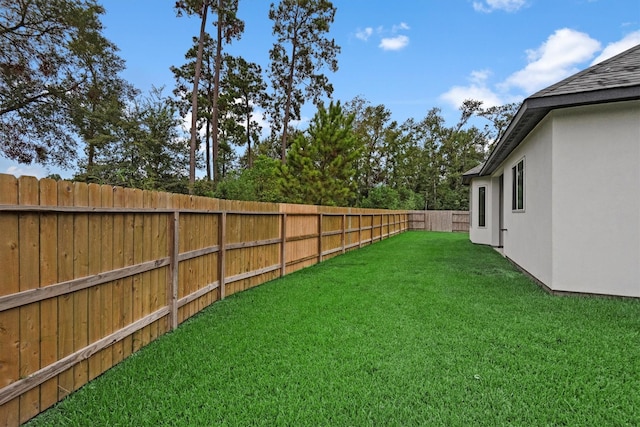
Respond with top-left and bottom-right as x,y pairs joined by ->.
219,211 -> 226,299
168,211 -> 179,331
318,213 -> 323,263
280,213 -> 287,277
359,214 -> 363,248
341,214 -> 346,254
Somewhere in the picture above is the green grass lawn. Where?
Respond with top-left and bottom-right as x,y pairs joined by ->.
28,232 -> 640,426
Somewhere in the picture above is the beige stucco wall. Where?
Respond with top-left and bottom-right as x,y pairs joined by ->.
469,176 -> 493,245
501,117 -> 554,287
469,99 -> 640,297
551,100 -> 640,297
469,116 -> 554,285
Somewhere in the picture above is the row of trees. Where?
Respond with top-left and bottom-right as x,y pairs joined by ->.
0,0 -> 517,209
215,98 -> 516,209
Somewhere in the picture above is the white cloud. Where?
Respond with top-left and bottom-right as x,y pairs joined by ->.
591,30 -> 640,65
379,35 -> 409,51
355,22 -> 411,51
440,69 -> 506,109
5,164 -> 48,179
439,30 -> 596,107
473,0 -> 527,13
500,28 -> 601,93
470,69 -> 492,84
440,30 -> 637,111
440,85 -> 505,110
355,27 -> 373,41
392,22 -> 410,32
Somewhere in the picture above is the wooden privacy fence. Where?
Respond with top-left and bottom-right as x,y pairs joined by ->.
408,210 -> 469,232
0,174 -> 408,426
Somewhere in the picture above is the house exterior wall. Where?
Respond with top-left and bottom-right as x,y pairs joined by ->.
469,176 -> 493,245
489,174 -> 502,246
551,100 -> 640,297
501,117 -> 554,287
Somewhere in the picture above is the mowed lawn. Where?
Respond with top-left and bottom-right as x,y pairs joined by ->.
28,232 -> 640,426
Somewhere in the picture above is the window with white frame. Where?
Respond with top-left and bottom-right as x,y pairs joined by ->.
512,158 -> 525,211
478,186 -> 486,227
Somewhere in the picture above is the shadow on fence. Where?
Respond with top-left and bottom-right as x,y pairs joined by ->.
0,174 -> 409,426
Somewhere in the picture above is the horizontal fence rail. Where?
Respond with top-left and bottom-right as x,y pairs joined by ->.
0,174 -> 408,426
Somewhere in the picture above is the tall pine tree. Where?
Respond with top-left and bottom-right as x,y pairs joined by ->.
279,101 -> 359,206
268,0 -> 340,163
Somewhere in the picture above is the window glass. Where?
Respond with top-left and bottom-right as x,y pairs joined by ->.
512,159 -> 525,211
478,186 -> 486,227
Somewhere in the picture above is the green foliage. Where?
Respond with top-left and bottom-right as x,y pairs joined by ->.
170,32 -> 216,178
360,185 -> 399,209
278,101 -> 359,206
220,55 -> 269,168
174,0 -> 244,188
345,98 -> 465,209
172,1 -> 245,184
242,96 -> 513,209
360,185 -> 425,210
344,97 -> 393,199
214,155 -> 281,202
74,87 -> 191,193
68,33 -> 138,175
343,97 -> 515,210
398,187 -> 425,210
0,0 -> 130,168
0,0 -> 515,212
268,0 -> 340,159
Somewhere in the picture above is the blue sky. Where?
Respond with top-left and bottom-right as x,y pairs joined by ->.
4,0 -> 639,178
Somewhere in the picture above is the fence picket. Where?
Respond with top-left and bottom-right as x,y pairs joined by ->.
122,187 -> 136,359
141,191 -> 152,347
87,184 -> 102,381
38,179 -> 58,412
0,175 -> 19,426
100,185 -> 114,375
72,182 -> 89,392
18,176 -> 41,423
56,181 -> 74,401
111,186 -> 125,366
131,189 -> 144,351
157,192 -> 170,334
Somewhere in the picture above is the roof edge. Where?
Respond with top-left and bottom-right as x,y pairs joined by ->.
479,85 -> 640,176
462,163 -> 484,185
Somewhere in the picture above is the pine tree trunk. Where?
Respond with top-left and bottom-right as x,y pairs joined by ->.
211,0 -> 223,184
205,117 -> 211,180
245,97 -> 252,168
281,40 -> 297,164
189,0 -> 210,192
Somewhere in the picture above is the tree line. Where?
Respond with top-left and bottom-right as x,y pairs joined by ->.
0,0 -> 517,209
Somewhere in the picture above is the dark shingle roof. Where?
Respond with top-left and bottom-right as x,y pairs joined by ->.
532,44 -> 640,98
462,163 -> 484,184
478,43 -> 640,177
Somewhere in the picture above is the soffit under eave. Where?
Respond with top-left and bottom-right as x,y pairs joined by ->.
479,99 -> 548,176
